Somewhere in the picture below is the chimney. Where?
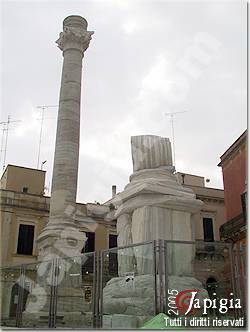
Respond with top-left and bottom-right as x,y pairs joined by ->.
112,185 -> 117,197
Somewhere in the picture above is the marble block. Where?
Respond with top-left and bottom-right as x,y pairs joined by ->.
103,315 -> 112,329
102,274 -> 208,318
103,274 -> 155,316
132,207 -> 195,275
112,314 -> 138,329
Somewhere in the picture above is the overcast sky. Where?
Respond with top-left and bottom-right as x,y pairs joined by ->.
1,0 -> 247,203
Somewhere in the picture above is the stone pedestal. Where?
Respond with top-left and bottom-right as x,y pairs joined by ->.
131,206 -> 195,275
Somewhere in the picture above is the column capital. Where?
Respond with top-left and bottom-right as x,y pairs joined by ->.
56,15 -> 94,54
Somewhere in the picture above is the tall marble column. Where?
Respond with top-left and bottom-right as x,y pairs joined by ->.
36,16 -> 94,259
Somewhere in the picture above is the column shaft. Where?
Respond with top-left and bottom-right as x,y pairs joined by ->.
50,49 -> 82,221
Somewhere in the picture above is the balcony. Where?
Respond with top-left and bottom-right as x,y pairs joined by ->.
220,213 -> 246,241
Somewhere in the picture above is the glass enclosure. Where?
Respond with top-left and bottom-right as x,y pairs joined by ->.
1,266 -> 21,327
100,241 -> 156,329
165,241 -> 237,325
55,254 -> 95,328
0,241 -> 245,329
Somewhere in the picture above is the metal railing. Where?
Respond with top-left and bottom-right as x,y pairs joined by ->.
220,213 -> 246,240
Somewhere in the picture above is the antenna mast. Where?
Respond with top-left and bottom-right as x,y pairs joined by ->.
0,116 -> 21,171
36,105 -> 58,169
165,111 -> 187,167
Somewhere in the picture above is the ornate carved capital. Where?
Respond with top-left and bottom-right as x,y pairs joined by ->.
56,26 -> 94,54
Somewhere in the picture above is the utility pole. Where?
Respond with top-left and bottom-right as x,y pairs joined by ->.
165,111 -> 187,166
0,116 -> 21,171
36,105 -> 58,169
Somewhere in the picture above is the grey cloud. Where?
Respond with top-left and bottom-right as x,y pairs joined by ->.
1,0 -> 246,203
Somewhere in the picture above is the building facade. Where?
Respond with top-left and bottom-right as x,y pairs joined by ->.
175,172 -> 228,298
1,165 -> 230,323
218,130 -> 247,245
1,166 -> 227,268
0,165 -> 116,268
217,130 -> 247,313
175,172 -> 226,242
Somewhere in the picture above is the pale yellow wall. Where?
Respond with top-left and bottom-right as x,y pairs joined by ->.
0,210 -> 13,266
95,224 -> 109,250
79,223 -> 117,251
176,172 -> 205,187
1,165 -> 45,195
1,177 -> 225,268
193,200 -> 226,241
76,202 -> 117,251
0,169 -> 7,189
1,210 -> 49,267
0,189 -> 49,267
1,188 -> 115,267
179,183 -> 226,241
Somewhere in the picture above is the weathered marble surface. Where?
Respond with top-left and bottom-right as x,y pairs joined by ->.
111,314 -> 139,329
103,274 -> 208,316
117,214 -> 135,276
22,311 -> 93,328
103,314 -> 150,329
131,207 -> 195,275
103,274 -> 155,316
112,168 -> 202,219
131,135 -> 173,171
86,203 -> 110,218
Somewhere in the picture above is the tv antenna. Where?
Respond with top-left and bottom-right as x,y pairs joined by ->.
36,105 -> 58,169
165,111 -> 187,166
0,116 -> 22,171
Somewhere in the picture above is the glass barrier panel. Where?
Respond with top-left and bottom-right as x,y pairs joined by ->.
0,266 -> 21,327
165,241 -> 244,328
55,253 -> 95,328
21,260 -> 54,328
1,240 -> 245,330
101,242 -> 155,329
233,245 -> 247,319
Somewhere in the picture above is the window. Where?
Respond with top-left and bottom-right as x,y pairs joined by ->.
109,234 -> 117,248
22,187 -> 28,193
203,218 -> 214,242
82,232 -> 95,253
17,224 -> 34,255
241,192 -> 247,222
81,232 -> 95,274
